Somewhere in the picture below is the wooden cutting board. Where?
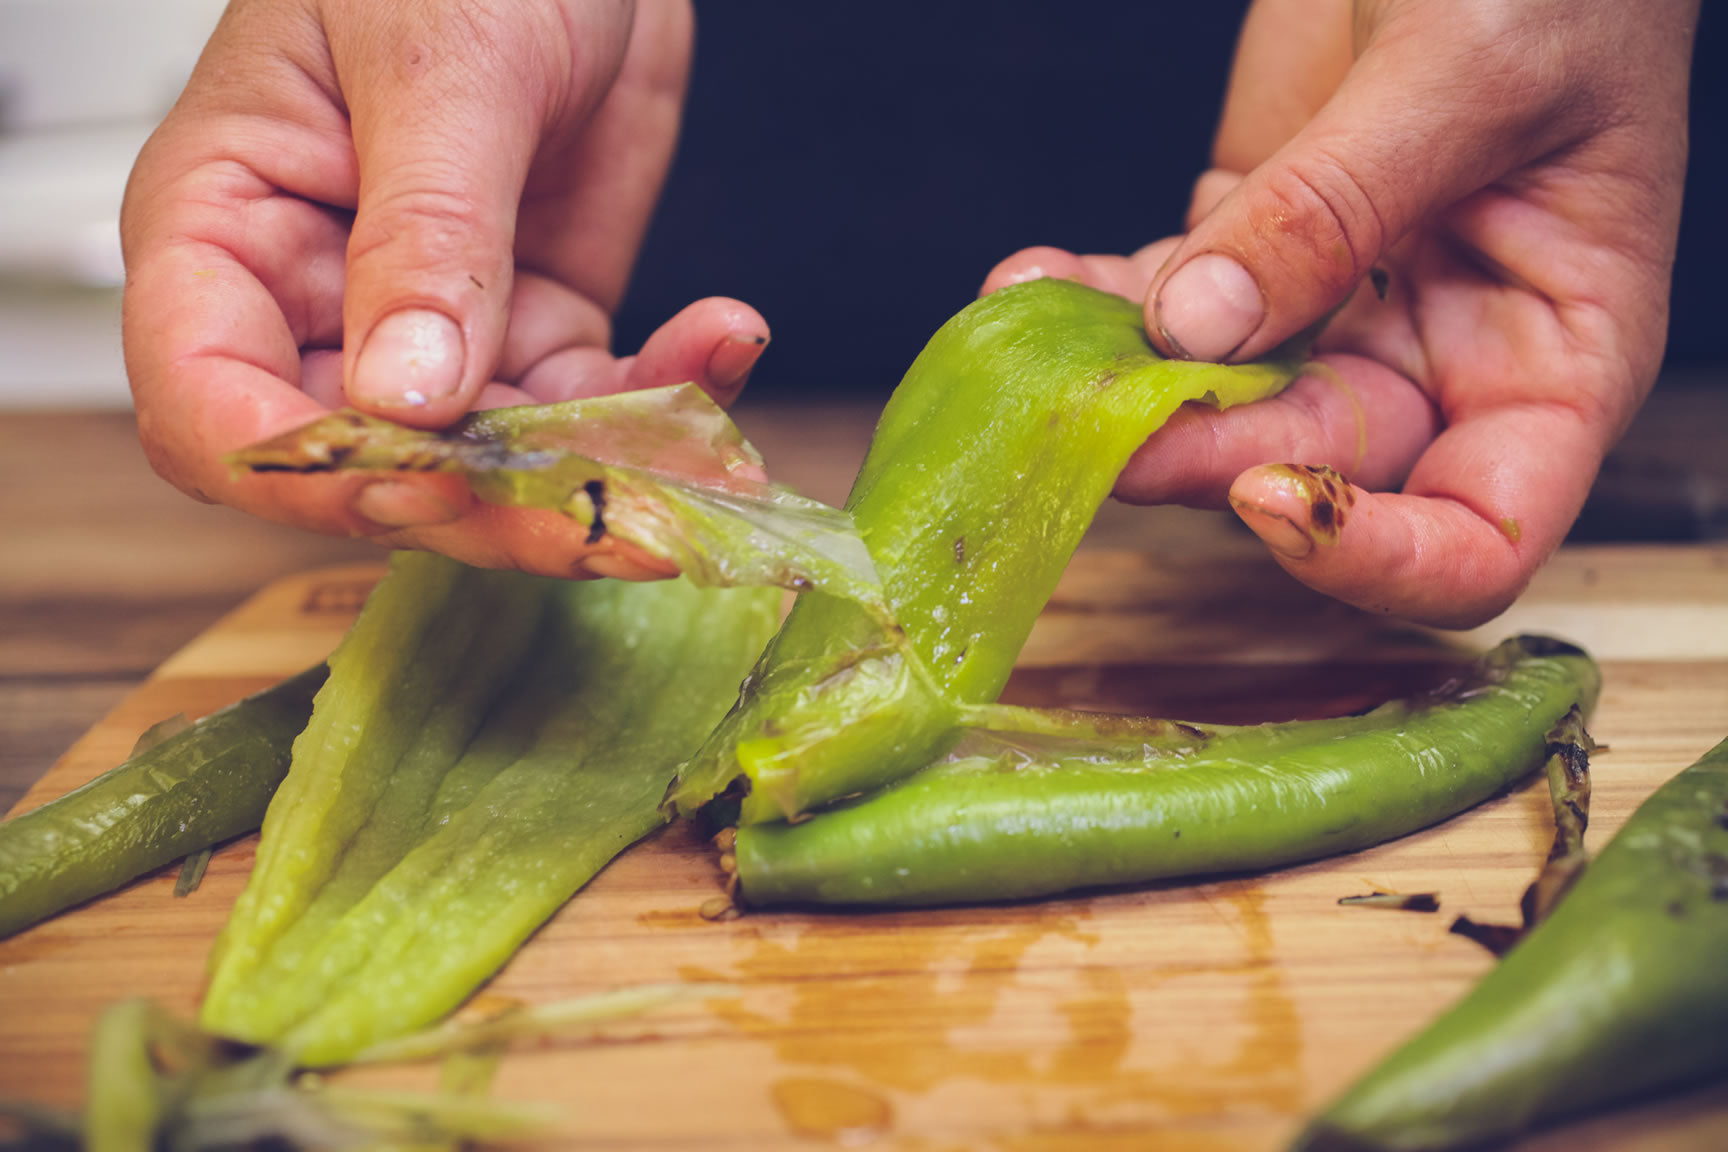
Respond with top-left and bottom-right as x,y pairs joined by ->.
4,546 -> 1728,1151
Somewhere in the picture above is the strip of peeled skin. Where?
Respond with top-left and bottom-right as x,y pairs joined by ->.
231,382 -> 884,609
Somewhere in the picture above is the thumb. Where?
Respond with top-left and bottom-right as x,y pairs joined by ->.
1148,1 -> 1586,363
333,1 -> 632,426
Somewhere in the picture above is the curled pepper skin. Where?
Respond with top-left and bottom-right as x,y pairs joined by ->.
670,278 -> 1310,824
0,666 -> 326,940
1292,732 -> 1728,1152
732,636 -> 1599,907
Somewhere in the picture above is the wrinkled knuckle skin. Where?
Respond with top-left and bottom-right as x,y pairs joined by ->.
1254,155 -> 1386,303
347,180 -> 497,276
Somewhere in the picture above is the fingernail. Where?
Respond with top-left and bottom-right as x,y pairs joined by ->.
705,333 -> 768,396
352,309 -> 465,407
354,481 -> 464,528
1155,253 -> 1264,362
1230,496 -> 1314,561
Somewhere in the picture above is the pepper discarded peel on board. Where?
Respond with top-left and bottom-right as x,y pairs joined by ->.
729,636 -> 1599,907
48,986 -> 727,1151
1294,732 -> 1728,1152
669,278 -> 1314,824
231,382 -> 884,608
0,666 -> 325,940
200,554 -> 778,1065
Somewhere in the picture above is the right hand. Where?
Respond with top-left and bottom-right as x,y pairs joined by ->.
122,0 -> 768,580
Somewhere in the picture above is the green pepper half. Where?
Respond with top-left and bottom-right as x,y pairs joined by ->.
669,278 -> 1311,824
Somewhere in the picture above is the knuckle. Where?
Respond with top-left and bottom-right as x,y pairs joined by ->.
1254,152 -> 1388,299
348,178 -> 495,273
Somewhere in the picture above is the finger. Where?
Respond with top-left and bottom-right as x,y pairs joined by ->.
1147,0 -> 1600,364
1206,0 -> 1355,174
1226,403 -> 1603,628
1184,169 -> 1241,231
1114,353 -> 1440,507
623,297 -> 769,406
375,503 -> 675,583
980,241 -> 1182,303
333,0 -> 632,425
123,145 -> 471,536
518,0 -> 695,311
513,293 -> 769,406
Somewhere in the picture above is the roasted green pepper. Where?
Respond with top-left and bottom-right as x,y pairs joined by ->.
202,554 -> 778,1065
669,278 -> 1311,824
1292,734 -> 1728,1151
0,667 -> 325,939
730,636 -> 1600,906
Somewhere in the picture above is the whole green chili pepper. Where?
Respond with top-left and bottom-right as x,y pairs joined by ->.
202,556 -> 779,1065
1292,733 -> 1728,1152
730,636 -> 1599,907
0,666 -> 326,939
669,278 -> 1313,824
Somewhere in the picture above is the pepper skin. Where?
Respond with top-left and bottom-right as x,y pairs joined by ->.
670,278 -> 1311,824
201,554 -> 779,1065
732,637 -> 1599,907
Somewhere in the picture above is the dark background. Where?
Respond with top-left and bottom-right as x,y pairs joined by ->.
615,2 -> 1727,404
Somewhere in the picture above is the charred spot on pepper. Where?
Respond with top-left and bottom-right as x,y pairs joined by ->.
1518,635 -> 1590,661
1339,892 -> 1440,913
1449,914 -> 1522,957
954,536 -> 967,566
582,479 -> 607,544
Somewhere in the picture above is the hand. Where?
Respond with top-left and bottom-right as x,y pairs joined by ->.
122,0 -> 769,580
985,0 -> 1697,627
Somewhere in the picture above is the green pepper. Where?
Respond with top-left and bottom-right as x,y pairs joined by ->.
730,636 -> 1599,906
202,553 -> 551,1036
669,278 -> 1311,824
0,666 -> 325,940
201,554 -> 779,1065
1292,733 -> 1728,1151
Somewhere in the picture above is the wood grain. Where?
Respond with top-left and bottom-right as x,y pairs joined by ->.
4,548 -> 1728,1150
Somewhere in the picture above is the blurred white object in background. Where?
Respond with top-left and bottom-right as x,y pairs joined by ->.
0,0 -> 226,407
